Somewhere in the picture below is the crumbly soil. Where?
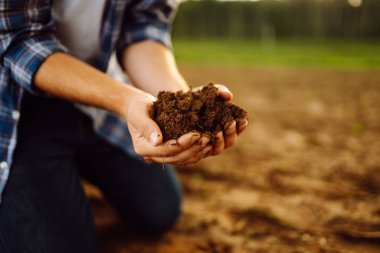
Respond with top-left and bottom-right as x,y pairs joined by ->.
85,67 -> 380,253
153,84 -> 247,142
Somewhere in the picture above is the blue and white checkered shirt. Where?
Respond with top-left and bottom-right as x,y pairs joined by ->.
0,0 -> 178,202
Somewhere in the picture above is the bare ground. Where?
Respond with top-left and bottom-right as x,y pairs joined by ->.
86,67 -> 380,253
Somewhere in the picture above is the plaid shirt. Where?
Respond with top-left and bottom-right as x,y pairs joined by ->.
0,0 -> 178,202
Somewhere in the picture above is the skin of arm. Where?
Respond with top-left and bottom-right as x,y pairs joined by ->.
122,40 -> 189,96
122,40 -> 248,158
33,52 -> 210,165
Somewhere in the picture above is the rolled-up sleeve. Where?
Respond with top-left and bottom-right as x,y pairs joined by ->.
116,0 -> 179,63
0,1 -> 66,94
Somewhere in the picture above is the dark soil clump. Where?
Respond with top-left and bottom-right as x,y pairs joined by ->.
153,83 -> 248,142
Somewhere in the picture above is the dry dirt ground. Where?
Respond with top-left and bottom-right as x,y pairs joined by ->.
85,67 -> 380,253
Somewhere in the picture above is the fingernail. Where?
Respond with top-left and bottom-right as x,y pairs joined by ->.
226,121 -> 236,135
200,137 -> 210,146
169,140 -> 178,146
191,134 -> 200,142
224,121 -> 233,131
149,132 -> 159,146
203,146 -> 212,154
238,119 -> 248,125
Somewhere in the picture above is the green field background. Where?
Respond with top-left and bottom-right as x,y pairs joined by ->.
173,39 -> 380,70
171,0 -> 380,70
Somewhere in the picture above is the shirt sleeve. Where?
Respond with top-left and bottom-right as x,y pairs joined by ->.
116,0 -> 179,66
0,1 -> 66,94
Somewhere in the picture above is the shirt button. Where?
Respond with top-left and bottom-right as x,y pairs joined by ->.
0,161 -> 8,170
12,110 -> 20,120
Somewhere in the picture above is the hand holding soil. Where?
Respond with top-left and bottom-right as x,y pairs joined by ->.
153,83 -> 248,157
122,87 -> 209,165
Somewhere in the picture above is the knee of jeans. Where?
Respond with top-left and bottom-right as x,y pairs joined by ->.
122,189 -> 183,235
144,197 -> 182,234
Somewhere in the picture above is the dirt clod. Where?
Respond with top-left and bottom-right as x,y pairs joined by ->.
153,83 -> 248,142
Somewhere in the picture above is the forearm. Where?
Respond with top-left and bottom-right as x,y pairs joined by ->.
121,40 -> 189,96
34,52 -> 140,116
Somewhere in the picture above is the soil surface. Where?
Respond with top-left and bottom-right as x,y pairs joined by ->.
85,66 -> 380,253
153,84 -> 247,142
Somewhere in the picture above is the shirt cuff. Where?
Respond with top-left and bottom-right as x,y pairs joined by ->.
3,34 -> 67,94
116,24 -> 172,69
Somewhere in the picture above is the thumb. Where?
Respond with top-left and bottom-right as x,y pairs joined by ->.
135,116 -> 163,146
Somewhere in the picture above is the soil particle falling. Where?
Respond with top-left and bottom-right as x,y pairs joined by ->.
153,83 -> 248,142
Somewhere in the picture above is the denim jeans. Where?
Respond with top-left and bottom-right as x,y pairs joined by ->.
0,95 -> 182,253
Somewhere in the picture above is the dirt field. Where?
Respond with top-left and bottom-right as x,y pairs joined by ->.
86,67 -> 380,253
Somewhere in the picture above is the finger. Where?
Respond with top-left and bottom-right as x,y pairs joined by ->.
151,136 -> 210,164
214,84 -> 233,101
224,121 -> 237,149
135,131 -> 201,157
237,120 -> 248,135
148,136 -> 210,164
143,157 -> 154,164
211,131 -> 225,156
204,147 -> 213,158
184,145 -> 212,165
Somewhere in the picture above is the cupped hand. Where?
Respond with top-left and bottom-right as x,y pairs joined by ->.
122,88 -> 212,165
193,84 -> 249,157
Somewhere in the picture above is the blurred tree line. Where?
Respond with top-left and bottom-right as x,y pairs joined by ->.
172,0 -> 380,40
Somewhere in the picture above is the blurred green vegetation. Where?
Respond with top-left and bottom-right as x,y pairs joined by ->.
172,0 -> 380,70
172,0 -> 380,40
173,39 -> 380,70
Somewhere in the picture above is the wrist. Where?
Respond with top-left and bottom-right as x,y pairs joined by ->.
112,83 -> 134,118
115,84 -> 154,121
151,73 -> 190,94
161,78 -> 190,93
